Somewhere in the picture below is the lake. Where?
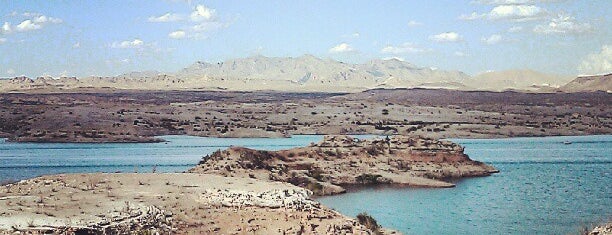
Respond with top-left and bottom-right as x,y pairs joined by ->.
0,135 -> 610,234
318,135 -> 611,234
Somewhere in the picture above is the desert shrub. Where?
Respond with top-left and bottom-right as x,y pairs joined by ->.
198,149 -> 223,164
365,145 -> 383,155
356,212 -> 381,234
355,174 -> 382,184
308,168 -> 325,181
239,151 -> 273,169
323,150 -> 337,156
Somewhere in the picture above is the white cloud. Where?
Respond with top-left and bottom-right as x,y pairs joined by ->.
489,5 -> 546,21
329,43 -> 355,53
489,5 -> 547,21
111,39 -> 145,49
430,32 -> 463,43
407,20 -> 422,27
0,38 -> 6,44
72,42 -> 80,48
191,4 -> 216,22
148,13 -> 183,22
168,30 -> 186,39
14,14 -> 62,32
381,42 -> 427,54
508,26 -> 523,32
32,15 -> 62,24
578,45 -> 611,75
533,14 -> 592,34
7,68 -> 15,75
1,22 -> 11,34
461,5 -> 547,22
481,34 -> 503,45
16,20 -> 41,31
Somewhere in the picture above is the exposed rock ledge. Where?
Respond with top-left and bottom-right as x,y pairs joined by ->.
189,135 -> 499,195
589,222 -> 612,235
0,173 -> 398,234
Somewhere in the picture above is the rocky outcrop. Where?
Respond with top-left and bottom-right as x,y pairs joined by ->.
189,135 -> 499,195
589,222 -> 612,235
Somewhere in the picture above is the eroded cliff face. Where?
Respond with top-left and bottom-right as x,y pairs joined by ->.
189,135 -> 499,195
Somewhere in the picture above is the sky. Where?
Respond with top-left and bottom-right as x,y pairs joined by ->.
0,0 -> 610,78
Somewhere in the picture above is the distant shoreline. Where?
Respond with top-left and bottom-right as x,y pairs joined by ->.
4,132 -> 612,144
1,89 -> 609,143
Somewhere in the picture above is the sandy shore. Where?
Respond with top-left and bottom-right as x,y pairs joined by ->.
0,173 -> 399,234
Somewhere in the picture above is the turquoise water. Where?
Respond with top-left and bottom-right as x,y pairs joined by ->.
0,135 -> 610,234
0,135 -> 327,182
318,135 -> 611,235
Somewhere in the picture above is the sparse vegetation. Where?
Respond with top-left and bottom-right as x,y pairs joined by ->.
356,212 -> 381,234
355,174 -> 383,184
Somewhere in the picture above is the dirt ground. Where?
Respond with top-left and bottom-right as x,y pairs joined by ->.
0,173 -> 396,234
0,88 -> 610,142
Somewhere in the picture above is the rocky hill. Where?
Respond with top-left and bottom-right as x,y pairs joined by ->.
0,55 -> 470,92
560,73 -> 612,92
2,56 -> 593,93
189,135 -> 499,196
464,69 -> 573,91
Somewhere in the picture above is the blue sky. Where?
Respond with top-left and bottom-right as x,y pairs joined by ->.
0,0 -> 610,77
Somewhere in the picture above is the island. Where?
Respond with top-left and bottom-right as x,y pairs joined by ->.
0,135 -> 498,234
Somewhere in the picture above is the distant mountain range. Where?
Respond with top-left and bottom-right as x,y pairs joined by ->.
0,55 -> 608,93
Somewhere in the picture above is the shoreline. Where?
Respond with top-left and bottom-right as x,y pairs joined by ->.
0,135 -> 499,234
1,135 -> 608,234
3,133 -> 611,144
1,89 -> 609,144
0,173 -> 399,234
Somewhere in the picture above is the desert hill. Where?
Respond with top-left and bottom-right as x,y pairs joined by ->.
464,69 -> 573,91
0,55 -> 469,92
0,56 -> 595,93
560,73 -> 612,92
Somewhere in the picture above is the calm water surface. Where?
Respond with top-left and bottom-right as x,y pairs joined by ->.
0,135 -> 328,182
318,135 -> 611,235
0,135 -> 610,234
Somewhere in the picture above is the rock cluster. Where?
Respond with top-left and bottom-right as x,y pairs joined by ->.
202,188 -> 317,209
589,222 -> 612,235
